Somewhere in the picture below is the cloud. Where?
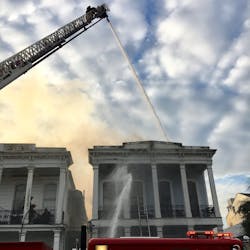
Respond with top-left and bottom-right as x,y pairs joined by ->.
0,69 -> 125,216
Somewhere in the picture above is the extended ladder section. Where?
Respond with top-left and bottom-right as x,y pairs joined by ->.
137,196 -> 151,237
0,4 -> 109,90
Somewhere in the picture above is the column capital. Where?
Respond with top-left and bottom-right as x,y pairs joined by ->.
59,167 -> 67,173
180,164 -> 186,169
207,164 -> 212,169
27,166 -> 34,172
151,164 -> 157,169
53,229 -> 61,235
93,164 -> 99,170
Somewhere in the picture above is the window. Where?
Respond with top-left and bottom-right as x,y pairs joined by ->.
130,181 -> 144,218
103,181 -> 116,219
43,184 -> 57,211
159,181 -> 172,217
12,184 -> 26,212
188,181 -> 200,217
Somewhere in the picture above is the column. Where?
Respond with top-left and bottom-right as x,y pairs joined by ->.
92,227 -> 98,238
53,230 -> 61,250
207,164 -> 221,217
0,167 -> 3,184
124,227 -> 131,237
92,165 -> 99,220
180,164 -> 192,217
123,164 -> 130,219
151,164 -> 161,218
23,167 -> 34,223
19,230 -> 26,242
157,226 -> 163,238
55,168 -> 67,224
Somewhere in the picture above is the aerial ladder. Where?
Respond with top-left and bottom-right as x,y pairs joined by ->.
0,4 -> 109,90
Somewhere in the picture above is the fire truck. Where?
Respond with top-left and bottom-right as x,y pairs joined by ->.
0,4 -> 109,90
0,242 -> 52,250
87,231 -> 243,250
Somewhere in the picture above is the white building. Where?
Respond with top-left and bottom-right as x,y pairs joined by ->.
0,143 -> 87,250
89,141 -> 223,238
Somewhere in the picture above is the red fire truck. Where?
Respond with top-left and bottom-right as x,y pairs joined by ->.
0,242 -> 52,250
88,231 -> 242,250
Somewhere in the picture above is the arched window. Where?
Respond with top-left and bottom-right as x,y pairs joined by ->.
103,181 -> 116,219
159,181 -> 172,217
43,184 -> 57,211
130,181 -> 144,218
188,181 -> 200,217
12,184 -> 26,212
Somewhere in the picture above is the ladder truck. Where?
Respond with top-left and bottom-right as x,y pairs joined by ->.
0,4 -> 109,90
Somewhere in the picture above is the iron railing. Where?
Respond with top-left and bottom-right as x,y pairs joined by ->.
96,205 -> 216,220
0,209 -> 55,224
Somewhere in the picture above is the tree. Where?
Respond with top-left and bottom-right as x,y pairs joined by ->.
238,201 -> 250,236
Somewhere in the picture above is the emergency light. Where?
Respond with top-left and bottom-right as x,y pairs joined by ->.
187,230 -> 214,238
217,232 -> 233,238
95,245 -> 108,250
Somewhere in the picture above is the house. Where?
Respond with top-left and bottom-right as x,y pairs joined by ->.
0,143 -> 87,250
89,141 -> 223,238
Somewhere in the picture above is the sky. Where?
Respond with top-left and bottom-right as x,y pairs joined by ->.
0,0 -> 249,227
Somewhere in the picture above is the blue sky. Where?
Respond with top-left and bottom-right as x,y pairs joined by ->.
0,0 -> 249,226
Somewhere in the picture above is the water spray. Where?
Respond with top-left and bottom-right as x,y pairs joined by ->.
107,18 -> 169,141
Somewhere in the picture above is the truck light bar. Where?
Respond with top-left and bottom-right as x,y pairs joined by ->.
187,231 -> 214,238
217,232 -> 233,238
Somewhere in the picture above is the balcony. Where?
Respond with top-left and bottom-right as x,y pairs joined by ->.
161,205 -> 185,218
0,209 -> 55,225
161,205 -> 216,218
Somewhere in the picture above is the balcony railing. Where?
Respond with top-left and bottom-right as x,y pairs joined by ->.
161,205 -> 215,218
96,205 -> 216,220
0,209 -> 55,224
161,205 -> 185,218
199,205 -> 216,218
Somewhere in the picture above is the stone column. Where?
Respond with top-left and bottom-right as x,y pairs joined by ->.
151,164 -> 161,218
55,168 -> 67,224
19,230 -> 26,242
207,164 -> 221,217
92,165 -> 99,220
53,230 -> 61,250
180,164 -> 192,217
123,163 -> 130,219
157,226 -> 163,238
23,167 -> 34,223
0,167 -> 3,184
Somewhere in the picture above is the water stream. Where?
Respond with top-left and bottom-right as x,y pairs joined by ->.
109,171 -> 132,237
107,19 -> 169,141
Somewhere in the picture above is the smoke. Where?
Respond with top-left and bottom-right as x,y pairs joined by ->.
0,69 -> 131,217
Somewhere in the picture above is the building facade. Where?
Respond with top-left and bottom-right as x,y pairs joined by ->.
89,141 -> 223,238
0,143 -> 87,250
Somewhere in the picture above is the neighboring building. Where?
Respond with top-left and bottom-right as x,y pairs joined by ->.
0,143 -> 87,250
225,193 -> 250,238
226,193 -> 250,227
89,141 -> 223,238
